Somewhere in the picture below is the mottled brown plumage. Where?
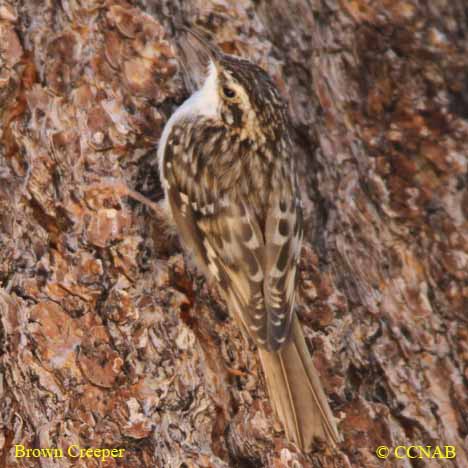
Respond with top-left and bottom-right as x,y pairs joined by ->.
158,27 -> 340,451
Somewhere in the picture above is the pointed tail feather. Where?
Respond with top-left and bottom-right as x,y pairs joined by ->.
258,316 -> 341,451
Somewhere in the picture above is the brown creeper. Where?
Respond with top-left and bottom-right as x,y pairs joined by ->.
158,28 -> 340,451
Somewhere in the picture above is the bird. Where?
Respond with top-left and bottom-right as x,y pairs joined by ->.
157,26 -> 341,452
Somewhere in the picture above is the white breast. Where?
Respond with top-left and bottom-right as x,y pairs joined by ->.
157,60 -> 220,190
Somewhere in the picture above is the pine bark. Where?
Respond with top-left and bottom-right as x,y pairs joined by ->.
0,1 -> 466,467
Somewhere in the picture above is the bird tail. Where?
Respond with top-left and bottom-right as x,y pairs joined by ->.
257,316 -> 341,451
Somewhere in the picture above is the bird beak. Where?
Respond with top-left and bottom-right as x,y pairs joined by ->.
176,27 -> 220,93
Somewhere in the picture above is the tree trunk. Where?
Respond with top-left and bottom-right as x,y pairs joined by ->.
0,1 -> 466,467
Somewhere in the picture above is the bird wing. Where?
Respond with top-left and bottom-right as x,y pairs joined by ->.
161,121 -> 302,351
166,178 -> 267,344
263,191 -> 303,350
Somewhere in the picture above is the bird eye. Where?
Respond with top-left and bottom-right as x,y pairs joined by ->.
222,86 -> 236,99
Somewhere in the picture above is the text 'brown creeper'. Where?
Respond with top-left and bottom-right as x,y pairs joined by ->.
158,27 -> 340,451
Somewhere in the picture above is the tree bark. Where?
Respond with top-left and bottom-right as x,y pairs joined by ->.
0,1 -> 466,467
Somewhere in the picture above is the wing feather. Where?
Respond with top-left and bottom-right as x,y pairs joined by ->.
161,121 -> 303,351
264,192 -> 303,350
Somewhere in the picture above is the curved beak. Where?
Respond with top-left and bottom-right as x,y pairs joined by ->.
175,27 -> 221,92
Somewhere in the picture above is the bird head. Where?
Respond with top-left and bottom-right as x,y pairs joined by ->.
176,27 -> 287,137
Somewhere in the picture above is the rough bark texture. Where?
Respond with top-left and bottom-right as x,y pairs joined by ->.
0,1 -> 467,467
